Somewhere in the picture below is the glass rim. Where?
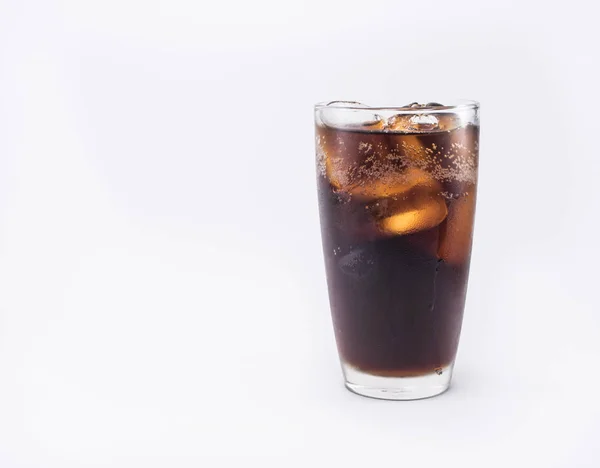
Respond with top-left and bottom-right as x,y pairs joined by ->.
314,99 -> 479,114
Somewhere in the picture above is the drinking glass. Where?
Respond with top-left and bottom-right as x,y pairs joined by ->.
315,100 -> 479,400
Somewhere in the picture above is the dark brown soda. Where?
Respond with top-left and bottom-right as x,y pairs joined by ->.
316,122 -> 478,377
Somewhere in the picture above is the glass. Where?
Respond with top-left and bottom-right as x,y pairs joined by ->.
315,100 -> 479,400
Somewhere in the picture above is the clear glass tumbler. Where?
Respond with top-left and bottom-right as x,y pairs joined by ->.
315,100 -> 479,400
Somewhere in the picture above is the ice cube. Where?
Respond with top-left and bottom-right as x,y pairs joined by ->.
386,113 -> 439,133
436,113 -> 462,131
438,190 -> 476,264
350,167 -> 440,201
319,101 -> 384,130
377,193 -> 448,236
316,125 -> 391,191
386,114 -> 413,132
431,124 -> 479,194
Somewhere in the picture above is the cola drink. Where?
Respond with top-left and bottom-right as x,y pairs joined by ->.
315,101 -> 479,399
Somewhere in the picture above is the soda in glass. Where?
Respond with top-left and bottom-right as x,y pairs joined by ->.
315,101 -> 479,400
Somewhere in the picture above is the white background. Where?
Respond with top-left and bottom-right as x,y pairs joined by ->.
0,0 -> 599,466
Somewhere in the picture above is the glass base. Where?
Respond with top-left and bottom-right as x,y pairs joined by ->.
342,363 -> 454,400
